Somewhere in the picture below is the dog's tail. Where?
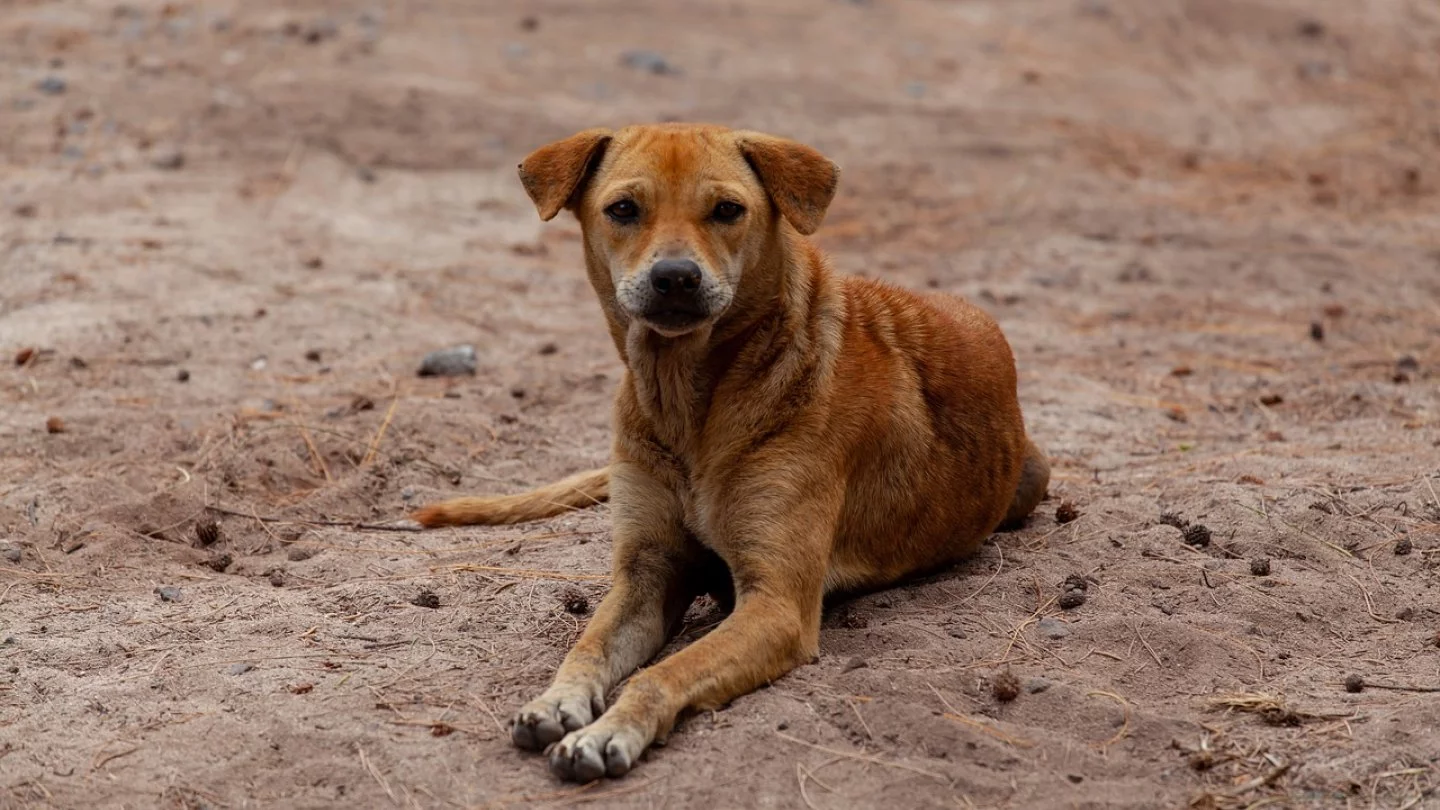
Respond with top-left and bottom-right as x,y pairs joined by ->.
411,467 -> 610,528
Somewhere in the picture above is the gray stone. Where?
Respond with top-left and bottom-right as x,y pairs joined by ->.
156,586 -> 182,602
36,76 -> 67,95
227,662 -> 254,676
418,345 -> 477,377
621,50 -> 680,76
1037,617 -> 1070,640
2,546 -> 21,563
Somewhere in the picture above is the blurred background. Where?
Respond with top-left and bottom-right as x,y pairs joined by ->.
2,2 -> 1438,808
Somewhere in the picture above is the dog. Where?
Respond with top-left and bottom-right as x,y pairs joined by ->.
413,124 -> 1049,782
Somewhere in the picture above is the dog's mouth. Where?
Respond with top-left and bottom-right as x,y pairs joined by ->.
640,307 -> 711,335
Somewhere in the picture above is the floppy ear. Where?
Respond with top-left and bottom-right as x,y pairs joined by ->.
517,128 -> 613,221
735,132 -> 840,235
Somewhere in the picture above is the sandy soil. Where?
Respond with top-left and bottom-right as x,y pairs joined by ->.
3,0 -> 1440,807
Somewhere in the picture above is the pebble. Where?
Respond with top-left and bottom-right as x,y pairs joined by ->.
150,145 -> 186,170
1025,677 -> 1053,694
620,50 -> 680,75
1249,557 -> 1272,576
3,546 -> 21,563
228,662 -> 254,676
841,656 -> 868,673
36,75 -> 67,95
156,586 -> 182,602
418,345 -> 477,377
1058,589 -> 1087,610
1037,617 -> 1070,640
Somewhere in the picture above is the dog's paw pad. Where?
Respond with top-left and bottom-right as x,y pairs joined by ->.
511,692 -> 597,751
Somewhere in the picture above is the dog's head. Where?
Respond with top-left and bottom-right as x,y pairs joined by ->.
517,124 -> 839,337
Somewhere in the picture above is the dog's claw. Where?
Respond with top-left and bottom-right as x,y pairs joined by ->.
511,690 -> 598,752
549,723 -> 645,782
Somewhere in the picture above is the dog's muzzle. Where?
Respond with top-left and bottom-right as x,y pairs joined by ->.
641,259 -> 710,330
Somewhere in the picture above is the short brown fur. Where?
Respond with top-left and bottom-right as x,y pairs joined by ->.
413,123 -> 1049,781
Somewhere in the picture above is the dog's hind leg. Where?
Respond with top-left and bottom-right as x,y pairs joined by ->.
999,438 -> 1050,529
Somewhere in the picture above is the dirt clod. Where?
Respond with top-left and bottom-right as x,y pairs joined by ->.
1394,537 -> 1412,555
15,347 -> 36,366
411,589 -> 442,609
559,586 -> 589,615
842,656 -> 868,673
1159,512 -> 1189,530
1058,588 -> 1087,609
1055,500 -> 1080,524
1343,674 -> 1365,693
992,669 -> 1021,702
45,417 -> 66,434
156,586 -> 182,602
204,553 -> 233,572
1249,557 -> 1272,576
267,569 -> 286,587
194,519 -> 222,546
290,682 -> 314,694
1310,321 -> 1326,341
1182,524 -> 1212,547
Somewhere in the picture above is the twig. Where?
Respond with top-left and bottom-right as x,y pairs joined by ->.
297,424 -> 332,482
1129,620 -> 1164,668
1224,762 -> 1291,797
445,563 -> 610,582
1086,690 -> 1132,749
356,745 -> 399,806
362,396 -> 400,467
775,731 -> 947,782
928,684 -> 1035,748
1344,573 -> 1398,624
204,504 -> 422,532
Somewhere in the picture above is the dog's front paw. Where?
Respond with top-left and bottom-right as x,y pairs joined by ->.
510,688 -> 602,752
549,721 -> 647,782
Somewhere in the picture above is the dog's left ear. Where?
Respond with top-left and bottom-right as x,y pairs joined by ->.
518,128 -> 613,221
735,132 -> 840,235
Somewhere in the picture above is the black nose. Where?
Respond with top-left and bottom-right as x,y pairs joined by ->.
649,259 -> 702,297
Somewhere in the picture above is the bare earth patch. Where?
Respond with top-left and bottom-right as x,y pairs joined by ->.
2,1 -> 1438,807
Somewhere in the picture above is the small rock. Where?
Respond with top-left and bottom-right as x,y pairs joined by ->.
287,546 -> 317,562
991,669 -> 1021,702
411,589 -> 441,609
45,416 -> 66,434
418,345 -> 477,377
841,656 -> 868,673
1025,677 -> 1052,694
1296,18 -> 1326,38
538,342 -> 559,356
1058,589 -> 1087,610
3,546 -> 22,563
228,662 -> 254,676
156,586 -> 182,602
1063,574 -> 1089,592
267,569 -> 286,587
302,256 -> 323,270
36,75 -> 67,95
1249,557 -> 1272,576
1343,673 -> 1364,693
150,145 -> 185,170
1037,617 -> 1070,640
620,49 -> 680,75
304,348 -> 323,362
14,347 -> 36,366
1310,321 -> 1325,342
1396,354 -> 1420,372
176,369 -> 190,382
204,553 -> 232,572
1396,606 -> 1414,621
14,204 -> 37,218
1394,537 -> 1413,555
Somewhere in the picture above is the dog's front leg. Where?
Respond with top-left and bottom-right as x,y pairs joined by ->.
547,498 -> 833,781
511,463 -> 698,751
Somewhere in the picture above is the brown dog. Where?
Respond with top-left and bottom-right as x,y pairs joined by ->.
413,124 -> 1049,782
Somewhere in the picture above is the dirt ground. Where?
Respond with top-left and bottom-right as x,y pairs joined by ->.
3,0 -> 1439,807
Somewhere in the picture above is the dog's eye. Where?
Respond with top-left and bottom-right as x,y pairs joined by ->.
605,200 -> 640,223
711,201 -> 745,223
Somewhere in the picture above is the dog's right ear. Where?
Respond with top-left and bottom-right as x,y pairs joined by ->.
517,129 -> 613,221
